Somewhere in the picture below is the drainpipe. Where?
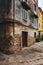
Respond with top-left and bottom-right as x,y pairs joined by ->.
13,0 -> 15,36
13,0 -> 15,45
9,0 -> 15,36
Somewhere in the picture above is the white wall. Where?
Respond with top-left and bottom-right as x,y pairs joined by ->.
28,29 -> 38,37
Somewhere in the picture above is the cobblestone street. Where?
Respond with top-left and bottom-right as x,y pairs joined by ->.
0,42 -> 43,65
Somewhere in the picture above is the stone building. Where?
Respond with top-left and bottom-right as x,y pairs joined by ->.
0,0 -> 38,53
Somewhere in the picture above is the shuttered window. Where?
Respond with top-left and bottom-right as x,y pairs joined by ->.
34,19 -> 37,26
39,23 -> 40,28
22,9 -> 28,22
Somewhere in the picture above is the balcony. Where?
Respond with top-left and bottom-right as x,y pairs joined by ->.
32,0 -> 35,4
33,11 -> 38,18
29,21 -> 38,29
32,0 -> 38,5
20,0 -> 31,10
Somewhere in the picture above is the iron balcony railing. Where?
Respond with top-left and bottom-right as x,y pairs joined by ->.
20,0 -> 31,10
30,21 -> 38,29
33,10 -> 38,18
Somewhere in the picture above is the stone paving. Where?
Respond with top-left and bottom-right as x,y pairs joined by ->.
0,41 -> 43,65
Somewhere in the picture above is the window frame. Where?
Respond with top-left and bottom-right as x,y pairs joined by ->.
22,9 -> 28,22
38,13 -> 40,17
34,4 -> 36,11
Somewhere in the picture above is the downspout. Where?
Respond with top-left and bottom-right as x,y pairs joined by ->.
13,0 -> 15,45
13,0 -> 15,36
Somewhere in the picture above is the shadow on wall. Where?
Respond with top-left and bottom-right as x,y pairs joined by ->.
0,35 -> 14,54
40,34 -> 43,41
36,34 -> 43,42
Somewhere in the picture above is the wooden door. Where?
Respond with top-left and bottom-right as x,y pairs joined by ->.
22,31 -> 28,47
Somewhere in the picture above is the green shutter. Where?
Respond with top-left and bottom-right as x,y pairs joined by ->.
38,13 -> 40,17
34,19 -> 36,25
22,9 -> 28,21
23,9 -> 26,20
39,23 -> 40,28
25,12 -> 27,19
34,19 -> 37,26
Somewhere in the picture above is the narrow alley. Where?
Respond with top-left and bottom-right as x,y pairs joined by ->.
0,42 -> 43,65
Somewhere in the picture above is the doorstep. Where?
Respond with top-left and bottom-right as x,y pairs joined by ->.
22,47 -> 30,50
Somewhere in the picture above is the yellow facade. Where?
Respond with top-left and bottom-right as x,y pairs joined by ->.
38,7 -> 43,35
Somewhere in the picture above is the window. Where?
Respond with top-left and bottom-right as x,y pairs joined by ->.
22,9 -> 28,21
0,0 -> 5,13
38,13 -> 40,17
39,23 -> 40,28
42,17 -> 43,20
42,24 -> 43,28
34,4 -> 36,11
7,0 -> 11,13
15,0 -> 21,16
34,19 -> 37,26
34,19 -> 36,24
15,8 -> 19,15
0,0 -> 11,14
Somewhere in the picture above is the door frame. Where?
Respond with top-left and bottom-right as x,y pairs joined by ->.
22,31 -> 28,48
